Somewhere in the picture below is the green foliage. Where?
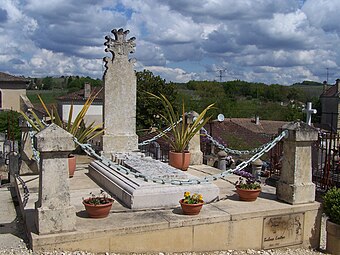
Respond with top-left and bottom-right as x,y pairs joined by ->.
136,70 -> 177,131
173,80 -> 315,122
323,187 -> 340,225
41,76 -> 55,90
83,190 -> 112,205
0,110 -> 21,141
149,92 -> 214,152
27,91 -> 68,104
20,91 -> 104,146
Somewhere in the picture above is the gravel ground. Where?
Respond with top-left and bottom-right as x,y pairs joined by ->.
0,248 -> 331,255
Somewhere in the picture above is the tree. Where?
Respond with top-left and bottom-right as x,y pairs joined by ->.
0,110 -> 21,141
42,76 -> 55,90
136,70 -> 177,132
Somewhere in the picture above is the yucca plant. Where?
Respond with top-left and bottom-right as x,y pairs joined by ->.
149,92 -> 214,153
20,89 -> 104,146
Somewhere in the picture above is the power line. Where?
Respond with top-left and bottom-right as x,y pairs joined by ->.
216,69 -> 227,82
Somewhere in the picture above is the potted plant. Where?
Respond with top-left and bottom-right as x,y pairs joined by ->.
149,92 -> 214,170
234,171 -> 261,201
20,90 -> 104,177
323,187 -> 340,254
82,190 -> 114,218
179,191 -> 204,215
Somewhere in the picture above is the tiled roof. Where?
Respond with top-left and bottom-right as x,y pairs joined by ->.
228,118 -> 288,135
57,86 -> 103,101
0,72 -> 28,82
139,118 -> 288,151
321,85 -> 338,97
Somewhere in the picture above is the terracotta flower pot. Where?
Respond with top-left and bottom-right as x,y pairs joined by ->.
169,151 -> 191,170
236,186 -> 261,201
68,154 -> 76,178
179,199 -> 203,215
83,198 -> 114,218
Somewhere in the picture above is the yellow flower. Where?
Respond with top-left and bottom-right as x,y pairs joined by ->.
184,191 -> 190,198
198,194 -> 203,201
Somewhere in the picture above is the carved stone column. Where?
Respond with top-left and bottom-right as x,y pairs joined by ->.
101,28 -> 138,155
35,124 -> 76,234
187,111 -> 203,165
276,122 -> 318,204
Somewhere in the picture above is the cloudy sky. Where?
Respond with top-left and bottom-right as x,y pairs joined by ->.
0,0 -> 339,85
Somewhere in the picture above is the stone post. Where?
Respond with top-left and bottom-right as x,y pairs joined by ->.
217,150 -> 228,171
276,122 -> 318,204
35,124 -> 76,234
187,111 -> 203,165
101,28 -> 138,155
251,158 -> 262,180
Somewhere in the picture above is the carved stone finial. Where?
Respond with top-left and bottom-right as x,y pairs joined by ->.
104,28 -> 136,59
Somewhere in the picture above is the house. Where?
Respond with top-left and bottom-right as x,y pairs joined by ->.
0,72 -> 29,112
201,117 -> 288,166
320,79 -> 340,132
57,83 -> 103,149
57,83 -> 103,127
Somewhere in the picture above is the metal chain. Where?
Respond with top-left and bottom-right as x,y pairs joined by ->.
23,111 -> 287,185
201,127 -> 283,155
74,129 -> 288,185
16,174 -> 29,208
26,122 -> 40,163
138,118 -> 182,146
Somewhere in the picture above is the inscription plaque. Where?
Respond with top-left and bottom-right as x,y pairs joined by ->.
262,213 -> 304,249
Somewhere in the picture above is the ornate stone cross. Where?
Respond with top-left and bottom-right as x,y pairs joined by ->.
302,102 -> 317,126
104,28 -> 136,59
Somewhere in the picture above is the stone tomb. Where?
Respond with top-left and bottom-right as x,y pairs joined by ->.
88,154 -> 219,209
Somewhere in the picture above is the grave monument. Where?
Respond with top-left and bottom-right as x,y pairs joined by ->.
101,28 -> 138,155
89,28 -> 219,209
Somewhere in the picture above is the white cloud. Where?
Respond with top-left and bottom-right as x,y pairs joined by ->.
0,0 -> 339,85
302,0 -> 340,34
144,66 -> 196,83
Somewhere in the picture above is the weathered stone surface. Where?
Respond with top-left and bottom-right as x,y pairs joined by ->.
35,124 -> 75,152
277,122 -> 317,204
101,28 -> 138,154
262,213 -> 304,249
281,121 -> 318,142
36,206 -> 76,234
89,155 -> 219,209
187,111 -> 203,165
35,124 -> 76,234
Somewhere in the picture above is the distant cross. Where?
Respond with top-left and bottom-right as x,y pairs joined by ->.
303,102 -> 317,126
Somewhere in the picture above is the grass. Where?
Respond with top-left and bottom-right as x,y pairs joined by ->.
27,90 -> 68,104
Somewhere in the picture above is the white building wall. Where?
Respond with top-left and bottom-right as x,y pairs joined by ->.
62,104 -> 103,127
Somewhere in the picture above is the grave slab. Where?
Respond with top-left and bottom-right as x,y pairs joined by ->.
88,155 -> 219,209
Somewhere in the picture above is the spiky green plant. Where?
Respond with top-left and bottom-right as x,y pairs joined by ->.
20,89 -> 104,145
149,92 -> 214,153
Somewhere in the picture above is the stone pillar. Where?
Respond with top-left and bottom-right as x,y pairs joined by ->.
251,158 -> 262,180
217,150 -> 228,171
101,28 -> 138,155
276,122 -> 318,204
187,111 -> 203,165
35,124 -> 76,234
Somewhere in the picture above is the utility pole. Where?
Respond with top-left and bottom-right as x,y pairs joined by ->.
326,68 -> 329,84
215,68 -> 226,82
